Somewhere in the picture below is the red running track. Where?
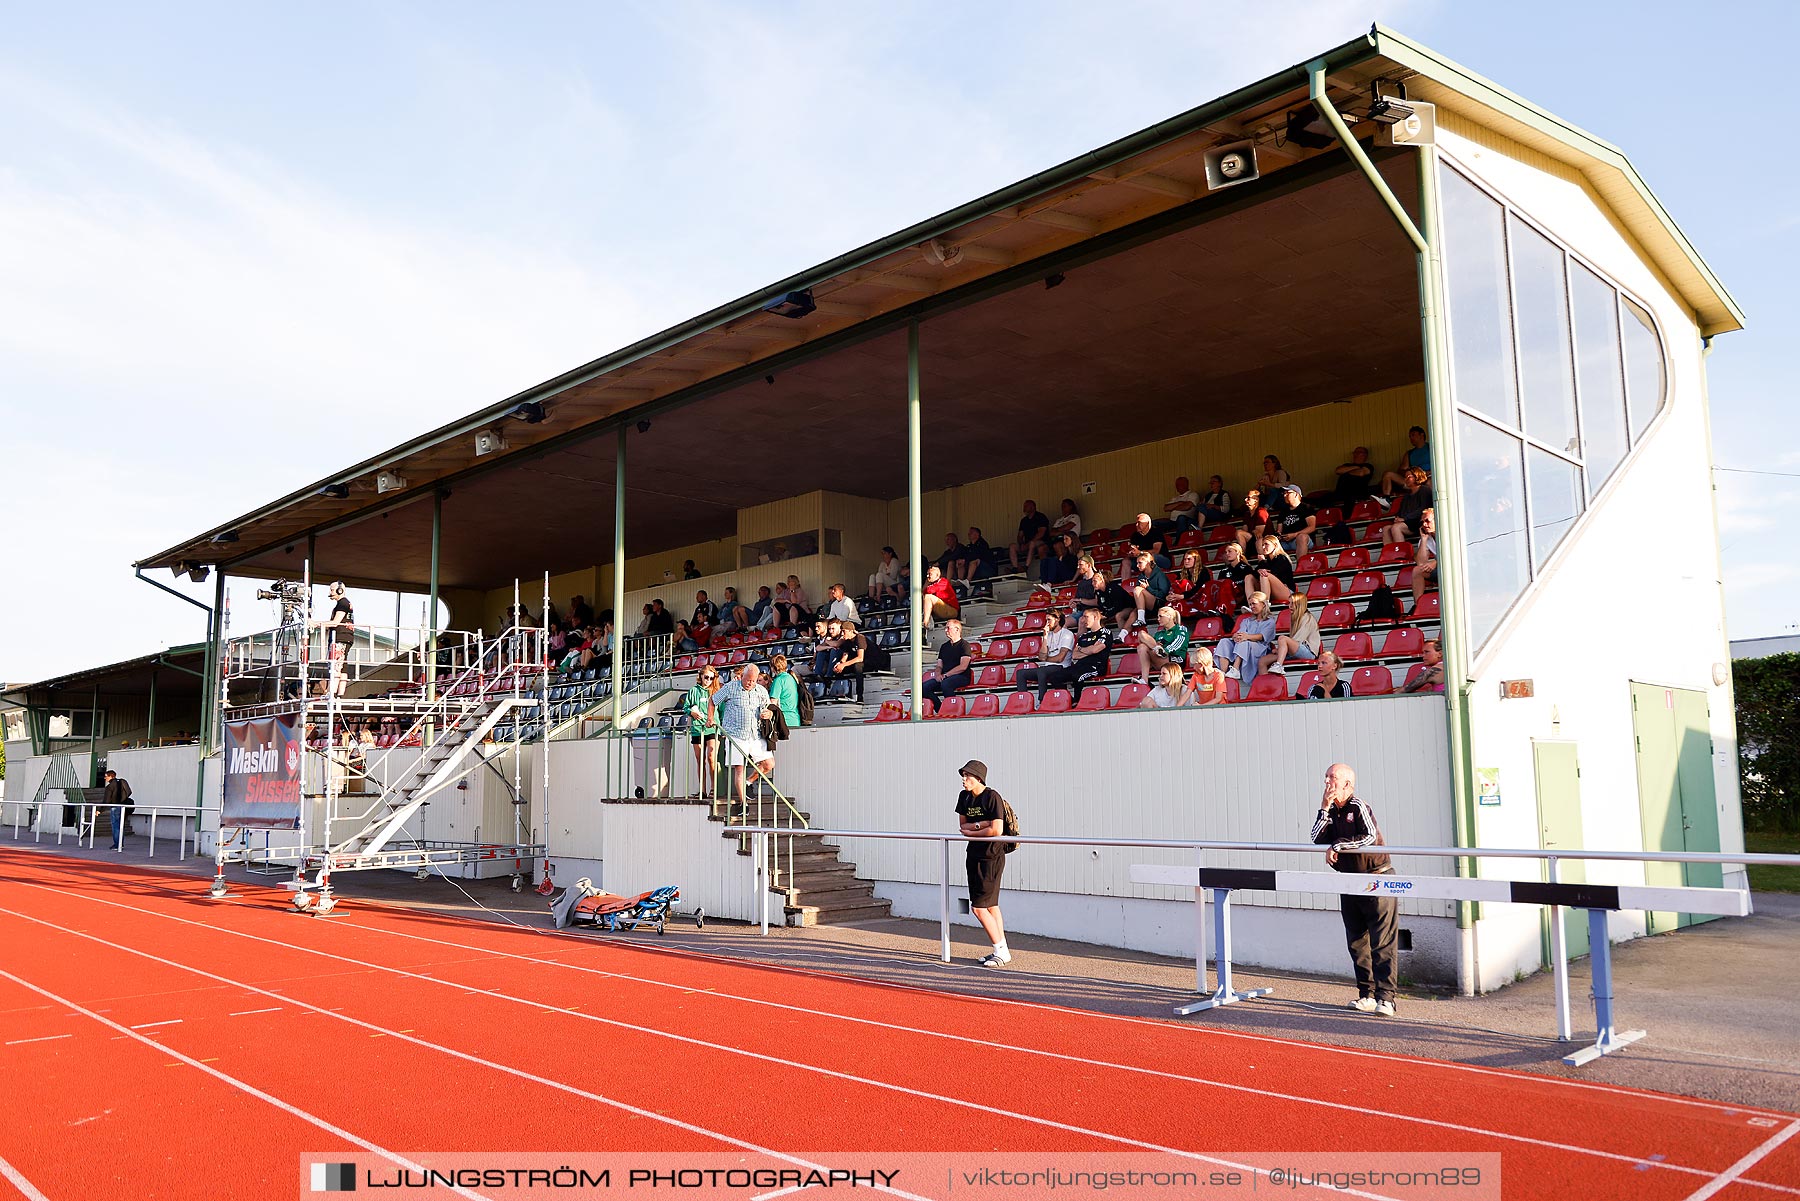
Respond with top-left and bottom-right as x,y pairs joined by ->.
0,849 -> 1795,1201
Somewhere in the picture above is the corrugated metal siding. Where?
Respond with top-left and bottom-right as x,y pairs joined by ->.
105,745 -> 202,813
776,695 -> 1453,918
888,385 -> 1426,550
600,802 -> 760,921
739,492 -> 823,546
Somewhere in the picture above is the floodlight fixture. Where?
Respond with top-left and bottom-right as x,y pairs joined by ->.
764,289 -> 816,319
511,401 -> 547,424
1285,102 -> 1336,150
316,483 -> 350,499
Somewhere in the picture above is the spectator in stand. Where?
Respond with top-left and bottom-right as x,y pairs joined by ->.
1197,476 -> 1232,528
1404,638 -> 1446,693
1052,498 -> 1082,544
1378,426 -> 1433,501
1412,508 -> 1438,611
1215,591 -> 1277,686
829,620 -> 870,702
1382,468 -> 1434,546
1097,568 -> 1134,634
811,618 -> 844,681
570,595 -> 595,627
920,618 -> 974,714
646,600 -> 675,638
868,547 -> 905,603
1120,552 -> 1171,634
1014,611 -> 1072,699
775,576 -> 808,628
691,590 -> 717,629
1252,535 -> 1298,606
1216,542 -> 1255,602
1160,476 -> 1201,535
719,587 -> 753,634
1057,608 -> 1112,702
673,620 -> 699,654
922,563 -> 960,632
713,662 -> 775,814
1271,484 -> 1318,557
1009,501 -> 1052,574
1066,555 -> 1101,628
633,604 -> 654,637
1263,593 -> 1320,676
936,532 -> 966,576
682,559 -> 702,580
769,654 -> 803,728
1124,513 -> 1170,569
1184,646 -> 1228,706
683,667 -> 720,798
749,585 -> 778,632
1333,447 -> 1376,506
1305,651 -> 1353,699
1131,604 -> 1191,685
1138,662 -> 1192,709
956,527 -> 996,582
825,583 -> 859,627
1169,549 -> 1207,596
1040,534 -> 1077,586
1259,455 -> 1291,491
1233,487 -> 1273,555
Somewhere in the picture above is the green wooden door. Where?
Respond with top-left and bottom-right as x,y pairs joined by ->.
1534,740 -> 1589,960
1632,683 -> 1723,932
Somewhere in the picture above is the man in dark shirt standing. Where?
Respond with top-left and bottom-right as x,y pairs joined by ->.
102,769 -> 132,848
1311,763 -> 1398,1016
954,760 -> 1011,968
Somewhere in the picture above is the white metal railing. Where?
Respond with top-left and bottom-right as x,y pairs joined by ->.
7,797 -> 222,861
724,825 -> 1795,1049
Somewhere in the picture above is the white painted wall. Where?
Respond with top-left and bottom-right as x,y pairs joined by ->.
596,801 -> 759,923
1437,132 -> 1746,991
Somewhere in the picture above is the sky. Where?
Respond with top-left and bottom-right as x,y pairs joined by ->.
2,1 -> 1796,685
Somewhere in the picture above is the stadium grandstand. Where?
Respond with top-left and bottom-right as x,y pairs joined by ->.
13,26 -> 1747,994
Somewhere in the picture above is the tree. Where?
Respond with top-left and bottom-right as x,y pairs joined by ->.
1735,653 -> 1800,832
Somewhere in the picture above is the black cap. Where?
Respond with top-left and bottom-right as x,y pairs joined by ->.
958,760 -> 987,784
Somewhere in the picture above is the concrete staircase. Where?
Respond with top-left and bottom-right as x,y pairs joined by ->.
710,793 -> 891,926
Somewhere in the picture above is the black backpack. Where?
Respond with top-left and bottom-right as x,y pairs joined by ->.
1318,521 -> 1354,547
1358,583 -> 1403,627
795,676 -> 815,726
1000,796 -> 1021,854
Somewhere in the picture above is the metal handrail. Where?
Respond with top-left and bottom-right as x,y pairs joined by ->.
7,798 -> 223,860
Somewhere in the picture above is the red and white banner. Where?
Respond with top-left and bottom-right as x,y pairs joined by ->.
221,714 -> 302,829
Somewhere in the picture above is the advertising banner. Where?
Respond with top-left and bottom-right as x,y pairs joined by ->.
221,714 -> 302,829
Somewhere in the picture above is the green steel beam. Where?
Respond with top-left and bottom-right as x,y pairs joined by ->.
612,425 -> 627,732
426,491 -> 442,745
907,320 -> 924,722
146,669 -> 157,746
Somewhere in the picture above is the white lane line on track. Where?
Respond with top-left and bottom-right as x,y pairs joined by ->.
0,912 -> 935,1201
1683,1120 -> 1800,1201
0,894 -> 1738,1192
0,968 -> 488,1201
14,845 -> 1783,1122
128,1019 -> 182,1030
0,1154 -> 52,1201
0,904 -> 1394,1201
227,1007 -> 281,1016
4,1034 -> 72,1046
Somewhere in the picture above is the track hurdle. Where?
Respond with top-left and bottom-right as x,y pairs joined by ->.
1129,864 -> 1750,1066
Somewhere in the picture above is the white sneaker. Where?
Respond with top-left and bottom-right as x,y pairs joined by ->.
1349,996 -> 1378,1013
1374,999 -> 1396,1017
977,950 -> 1011,968
1268,663 -> 1287,675
1223,663 -> 1241,681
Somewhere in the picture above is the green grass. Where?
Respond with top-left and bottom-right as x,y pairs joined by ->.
1746,831 -> 1800,893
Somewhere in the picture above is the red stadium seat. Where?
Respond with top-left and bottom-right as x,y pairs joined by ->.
1205,524 -> 1236,544
874,701 -> 907,722
1224,676 -> 1242,703
1333,631 -> 1373,661
1353,666 -> 1394,695
1403,663 -> 1434,691
1295,553 -> 1329,575
727,649 -> 749,665
1077,686 -> 1113,711
708,652 -> 730,667
1054,586 -> 1077,603
1039,688 -> 1073,714
1345,570 -> 1384,596
1395,565 -> 1415,592
1173,529 -> 1205,549
1191,616 -> 1224,640
1022,592 -> 1049,612
1296,671 -> 1321,697
1315,506 -> 1344,526
985,638 -> 1012,659
1306,576 -> 1341,601
967,694 -> 1000,718
1378,542 -> 1413,566
1116,681 -> 1151,708
1082,530 -> 1106,547
933,696 -> 967,720
1002,690 -> 1036,716
1275,609 -> 1292,634
1017,635 -> 1043,658
992,615 -> 1019,636
976,664 -> 1007,689
674,655 -> 694,671
1245,674 -> 1288,702
1379,627 -> 1424,658
1333,547 -> 1370,572
1414,592 -> 1441,621
1349,499 -> 1382,523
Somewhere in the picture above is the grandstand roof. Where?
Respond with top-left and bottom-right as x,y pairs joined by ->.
139,25 -> 1743,588
1,643 -> 206,705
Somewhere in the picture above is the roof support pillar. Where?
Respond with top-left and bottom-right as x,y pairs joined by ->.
907,320 -> 924,722
426,492 -> 442,742
146,669 -> 157,747
611,425 -> 626,733
86,684 -> 100,786
1307,61 -> 1478,968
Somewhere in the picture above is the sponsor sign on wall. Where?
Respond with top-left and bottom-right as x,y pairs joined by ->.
221,715 -> 302,829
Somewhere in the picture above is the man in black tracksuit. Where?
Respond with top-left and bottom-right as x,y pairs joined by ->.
1311,762 -> 1399,1016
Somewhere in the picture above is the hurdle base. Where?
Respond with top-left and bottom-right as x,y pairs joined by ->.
1174,985 -> 1273,1016
1562,1027 -> 1646,1067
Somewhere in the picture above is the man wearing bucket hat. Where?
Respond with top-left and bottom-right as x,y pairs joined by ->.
954,759 -> 1011,968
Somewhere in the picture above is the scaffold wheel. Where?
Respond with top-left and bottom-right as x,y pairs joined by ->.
510,873 -> 524,893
